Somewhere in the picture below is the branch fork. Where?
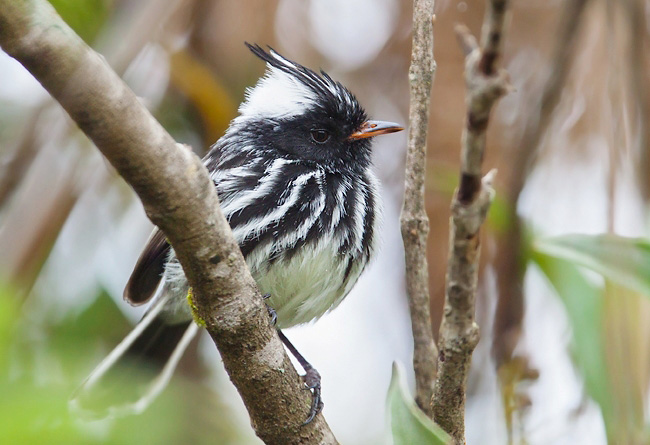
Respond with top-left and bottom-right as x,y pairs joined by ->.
431,2 -> 511,443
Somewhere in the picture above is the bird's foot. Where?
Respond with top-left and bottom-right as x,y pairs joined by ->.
262,293 -> 277,326
276,330 -> 324,425
301,366 -> 324,425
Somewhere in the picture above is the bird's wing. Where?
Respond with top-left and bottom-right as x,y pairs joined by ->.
124,228 -> 170,305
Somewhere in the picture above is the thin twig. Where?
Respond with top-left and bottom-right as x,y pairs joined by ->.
431,1 -> 512,442
0,1 -> 336,443
400,0 -> 438,416
479,0 -> 509,76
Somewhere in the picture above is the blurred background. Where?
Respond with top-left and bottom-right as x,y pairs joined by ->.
1,0 -> 649,443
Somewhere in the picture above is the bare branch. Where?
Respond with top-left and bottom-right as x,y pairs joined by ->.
455,24 -> 478,57
431,1 -> 512,443
400,0 -> 438,416
479,0 -> 509,75
0,1 -> 336,443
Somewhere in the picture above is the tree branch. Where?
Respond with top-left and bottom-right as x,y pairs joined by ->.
431,1 -> 512,442
0,1 -> 337,443
400,0 -> 438,417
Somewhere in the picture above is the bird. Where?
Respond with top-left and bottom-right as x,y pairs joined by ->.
72,43 -> 403,423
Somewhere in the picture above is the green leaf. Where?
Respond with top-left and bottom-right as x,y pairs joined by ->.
387,362 -> 450,445
534,234 -> 650,296
49,0 -> 110,42
530,251 -> 615,428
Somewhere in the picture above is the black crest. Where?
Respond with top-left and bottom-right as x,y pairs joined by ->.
245,43 -> 367,127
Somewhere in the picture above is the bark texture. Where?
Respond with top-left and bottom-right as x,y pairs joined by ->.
400,0 -> 438,416
0,1 -> 337,443
431,2 -> 512,442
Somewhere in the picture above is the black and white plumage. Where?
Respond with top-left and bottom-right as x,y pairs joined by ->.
74,44 -> 403,418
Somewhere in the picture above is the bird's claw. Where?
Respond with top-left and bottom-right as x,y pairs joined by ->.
301,367 -> 323,425
276,330 -> 323,425
262,293 -> 277,326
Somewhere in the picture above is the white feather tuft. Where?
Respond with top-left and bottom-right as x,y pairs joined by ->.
239,65 -> 319,119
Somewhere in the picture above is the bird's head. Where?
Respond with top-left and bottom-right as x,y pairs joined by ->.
231,43 -> 403,171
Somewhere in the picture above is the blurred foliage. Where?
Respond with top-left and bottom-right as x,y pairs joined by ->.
530,251 -> 614,430
535,234 -> 650,297
169,50 -> 238,144
0,286 -> 248,444
155,91 -> 207,154
532,234 -> 650,443
49,0 -> 111,43
2,0 -> 650,443
0,1 -> 256,442
387,362 -> 450,445
427,163 -> 512,234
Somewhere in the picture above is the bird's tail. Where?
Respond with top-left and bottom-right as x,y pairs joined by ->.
70,298 -> 199,418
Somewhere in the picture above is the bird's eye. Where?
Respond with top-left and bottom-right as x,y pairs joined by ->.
310,129 -> 330,144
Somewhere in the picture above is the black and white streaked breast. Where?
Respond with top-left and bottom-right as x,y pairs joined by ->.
201,46 -> 382,328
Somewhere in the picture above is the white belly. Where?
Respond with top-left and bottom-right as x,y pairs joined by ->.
159,241 -> 365,328
250,242 -> 364,329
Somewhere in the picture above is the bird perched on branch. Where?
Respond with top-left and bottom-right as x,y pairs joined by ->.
73,43 -> 403,423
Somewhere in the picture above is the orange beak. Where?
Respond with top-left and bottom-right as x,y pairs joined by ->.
348,120 -> 404,140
